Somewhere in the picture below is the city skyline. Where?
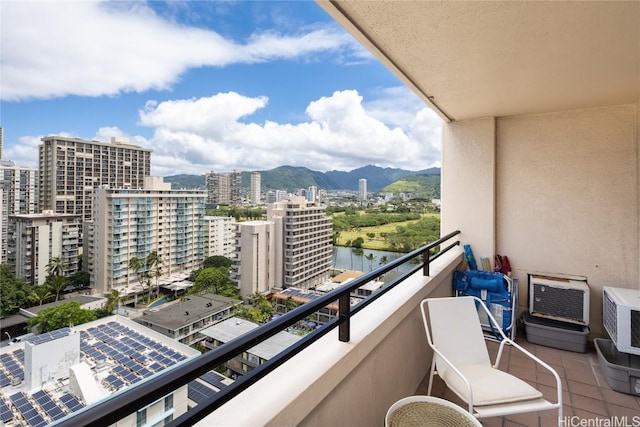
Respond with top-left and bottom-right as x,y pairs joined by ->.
0,1 -> 442,176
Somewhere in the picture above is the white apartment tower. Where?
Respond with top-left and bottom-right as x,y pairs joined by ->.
7,212 -> 81,285
0,161 -> 38,264
232,221 -> 276,298
250,171 -> 261,205
89,177 -> 205,295
38,136 -> 151,221
267,196 -> 332,290
359,178 -> 367,201
205,170 -> 242,206
0,126 -> 3,160
203,216 -> 234,258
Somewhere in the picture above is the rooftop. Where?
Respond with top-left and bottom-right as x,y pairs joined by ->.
138,294 -> 241,330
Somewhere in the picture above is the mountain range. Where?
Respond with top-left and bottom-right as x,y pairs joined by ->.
163,165 -> 441,193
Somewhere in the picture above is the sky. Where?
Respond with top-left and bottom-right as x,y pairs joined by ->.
0,0 -> 443,176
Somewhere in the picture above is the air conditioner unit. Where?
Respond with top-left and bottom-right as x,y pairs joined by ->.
603,286 -> 640,356
529,275 -> 590,325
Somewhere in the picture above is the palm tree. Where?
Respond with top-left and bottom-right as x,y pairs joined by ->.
146,251 -> 164,298
129,256 -> 149,302
379,255 -> 388,266
47,275 -> 68,302
30,285 -> 53,306
365,253 -> 377,271
46,256 -> 65,278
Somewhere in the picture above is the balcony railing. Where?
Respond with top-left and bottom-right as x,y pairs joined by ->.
55,230 -> 461,427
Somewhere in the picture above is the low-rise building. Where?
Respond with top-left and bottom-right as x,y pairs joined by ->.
200,317 -> 301,377
134,294 -> 242,345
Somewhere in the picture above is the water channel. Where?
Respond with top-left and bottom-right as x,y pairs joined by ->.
331,246 -> 416,274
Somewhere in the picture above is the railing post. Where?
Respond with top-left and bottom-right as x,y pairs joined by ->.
422,250 -> 430,276
338,293 -> 350,342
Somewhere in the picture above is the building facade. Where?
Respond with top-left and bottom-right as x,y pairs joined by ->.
204,170 -> 242,206
231,220 -> 276,298
203,216 -> 235,259
38,136 -> 151,221
267,196 -> 332,290
0,160 -> 37,264
250,171 -> 261,205
7,211 -> 81,285
359,178 -> 367,201
89,177 -> 206,295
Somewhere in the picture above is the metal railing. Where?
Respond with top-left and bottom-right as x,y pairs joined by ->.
55,230 -> 460,427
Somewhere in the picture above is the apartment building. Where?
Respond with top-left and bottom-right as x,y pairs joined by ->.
0,160 -> 37,264
231,220 -> 276,298
204,170 -> 241,206
267,196 -> 332,290
7,211 -> 81,285
89,177 -> 205,296
38,136 -> 151,221
250,171 -> 261,205
203,216 -> 234,259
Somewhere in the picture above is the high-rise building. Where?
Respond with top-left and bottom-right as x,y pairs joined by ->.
359,178 -> 367,201
205,170 -> 242,206
0,127 -> 3,160
0,160 -> 37,264
250,171 -> 261,205
38,136 -> 151,221
267,196 -> 332,290
203,216 -> 235,258
307,186 -> 318,203
89,177 -> 205,296
7,211 -> 81,285
231,221 -> 276,298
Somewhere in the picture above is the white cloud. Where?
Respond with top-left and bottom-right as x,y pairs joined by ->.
138,90 -> 442,175
0,1 -> 355,101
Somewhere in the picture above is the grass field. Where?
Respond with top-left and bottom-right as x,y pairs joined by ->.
335,213 -> 440,251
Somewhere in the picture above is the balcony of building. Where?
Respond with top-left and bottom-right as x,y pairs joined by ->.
51,1 -> 638,426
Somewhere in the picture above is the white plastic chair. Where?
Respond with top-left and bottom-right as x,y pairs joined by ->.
385,395 -> 482,427
420,296 -> 562,425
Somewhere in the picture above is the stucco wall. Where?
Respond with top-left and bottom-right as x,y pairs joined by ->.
443,103 -> 639,338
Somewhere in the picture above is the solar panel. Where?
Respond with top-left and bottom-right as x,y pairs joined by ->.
0,398 -> 13,423
59,393 -> 84,412
27,327 -> 71,346
188,381 -> 215,404
31,390 -> 67,421
200,371 -> 227,389
104,374 -> 125,389
10,392 -> 47,427
0,371 -> 10,387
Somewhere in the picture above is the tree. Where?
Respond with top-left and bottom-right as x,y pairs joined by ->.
192,267 -> 238,298
47,274 -> 68,302
365,253 -> 377,271
26,302 -> 97,333
234,293 -> 272,324
0,265 -> 30,316
30,285 -> 54,306
46,256 -> 66,278
146,251 -> 164,298
203,256 -> 232,269
379,255 -> 388,266
129,256 -> 150,301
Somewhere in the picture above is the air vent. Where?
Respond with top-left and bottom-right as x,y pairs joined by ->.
529,275 -> 589,325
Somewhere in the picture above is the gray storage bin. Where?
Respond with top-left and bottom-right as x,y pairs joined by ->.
594,338 -> 640,396
522,311 -> 589,353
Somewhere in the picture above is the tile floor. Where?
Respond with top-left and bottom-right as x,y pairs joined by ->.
416,331 -> 640,426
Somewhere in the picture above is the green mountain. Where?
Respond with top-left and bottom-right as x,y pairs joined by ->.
381,174 -> 441,199
163,164 -> 441,192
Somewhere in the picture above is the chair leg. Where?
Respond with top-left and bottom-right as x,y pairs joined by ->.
427,356 -> 436,395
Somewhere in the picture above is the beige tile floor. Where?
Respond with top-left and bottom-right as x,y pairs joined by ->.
416,331 -> 640,426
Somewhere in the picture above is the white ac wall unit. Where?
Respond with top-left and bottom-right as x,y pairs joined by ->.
529,275 -> 590,325
603,286 -> 640,356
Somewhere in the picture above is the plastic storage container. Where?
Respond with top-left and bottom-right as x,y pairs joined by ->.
522,311 -> 589,353
594,338 -> 640,396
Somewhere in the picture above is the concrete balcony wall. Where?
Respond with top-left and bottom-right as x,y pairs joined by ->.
199,249 -> 463,427
442,102 -> 640,338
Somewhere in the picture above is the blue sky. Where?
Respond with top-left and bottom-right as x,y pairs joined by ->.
0,1 -> 442,176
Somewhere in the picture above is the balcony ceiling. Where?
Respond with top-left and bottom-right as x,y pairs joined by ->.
318,1 -> 640,121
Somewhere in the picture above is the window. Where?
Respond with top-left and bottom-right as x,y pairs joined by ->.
136,408 -> 147,427
164,394 -> 173,412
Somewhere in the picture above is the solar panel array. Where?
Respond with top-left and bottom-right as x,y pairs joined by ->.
187,370 -> 231,405
0,321 -> 195,426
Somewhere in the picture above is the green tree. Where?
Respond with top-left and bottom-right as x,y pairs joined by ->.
27,302 -> 97,333
47,274 -> 68,302
146,250 -> 164,298
129,256 -> 150,302
69,271 -> 90,288
203,256 -> 232,269
365,253 -> 377,271
379,255 -> 388,265
234,293 -> 272,324
46,256 -> 65,278
0,265 -> 30,316
192,267 -> 238,298
29,285 -> 54,306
